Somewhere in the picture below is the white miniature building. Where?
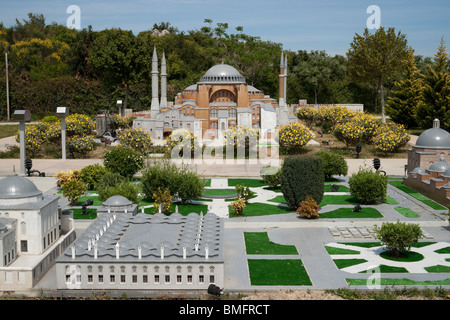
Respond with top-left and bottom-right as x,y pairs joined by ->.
0,176 -> 76,290
56,210 -> 224,290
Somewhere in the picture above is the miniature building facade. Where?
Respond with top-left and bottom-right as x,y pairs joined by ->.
404,119 -> 450,207
56,210 -> 224,290
133,48 -> 291,140
0,176 -> 76,290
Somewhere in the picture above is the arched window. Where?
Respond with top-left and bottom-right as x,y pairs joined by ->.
210,108 -> 218,119
210,122 -> 218,128
228,108 -> 237,118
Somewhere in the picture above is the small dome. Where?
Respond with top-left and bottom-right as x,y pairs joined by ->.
0,176 -> 42,199
199,64 -> 246,84
102,195 -> 132,207
428,154 -> 449,172
442,166 -> 450,178
410,167 -> 426,175
415,120 -> 450,148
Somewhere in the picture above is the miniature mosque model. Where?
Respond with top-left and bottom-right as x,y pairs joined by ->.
404,119 -> 450,207
132,48 -> 294,140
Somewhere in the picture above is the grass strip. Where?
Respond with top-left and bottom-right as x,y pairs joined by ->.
394,206 -> 420,218
247,259 -> 312,286
228,178 -> 266,188
244,232 -> 298,255
70,208 -> 97,219
389,180 -> 447,210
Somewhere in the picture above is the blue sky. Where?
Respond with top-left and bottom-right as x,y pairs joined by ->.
1,0 -> 449,57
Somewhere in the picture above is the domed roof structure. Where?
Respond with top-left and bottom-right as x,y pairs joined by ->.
102,195 -> 132,207
0,176 -> 42,199
415,119 -> 450,148
199,64 -> 246,84
428,154 -> 450,172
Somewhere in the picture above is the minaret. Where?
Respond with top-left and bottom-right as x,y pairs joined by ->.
278,52 -> 286,107
150,46 -> 159,118
160,51 -> 168,110
284,54 -> 288,105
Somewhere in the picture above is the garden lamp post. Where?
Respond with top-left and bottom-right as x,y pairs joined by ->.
355,144 -> 362,158
117,100 -> 123,117
1,43 -> 11,121
13,110 -> 31,176
57,107 -> 69,160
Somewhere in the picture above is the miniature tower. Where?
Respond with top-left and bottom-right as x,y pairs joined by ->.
284,54 -> 288,104
160,51 -> 168,110
150,46 -> 160,118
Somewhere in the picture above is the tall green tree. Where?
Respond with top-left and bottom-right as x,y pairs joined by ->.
386,47 -> 423,128
89,28 -> 143,109
347,27 -> 409,123
414,38 -> 450,130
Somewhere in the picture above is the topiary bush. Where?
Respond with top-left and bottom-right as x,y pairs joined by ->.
231,197 -> 246,216
374,221 -> 423,258
280,155 -> 324,209
348,167 -> 388,204
296,106 -> 318,127
315,151 -> 348,179
103,145 -> 144,179
62,178 -> 87,205
118,128 -> 152,155
373,123 -> 410,153
278,122 -> 313,154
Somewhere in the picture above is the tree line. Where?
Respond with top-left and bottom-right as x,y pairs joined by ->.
0,13 -> 448,130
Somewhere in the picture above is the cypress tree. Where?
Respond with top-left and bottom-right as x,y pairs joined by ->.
280,155 -> 324,209
386,47 -> 423,128
415,37 -> 450,130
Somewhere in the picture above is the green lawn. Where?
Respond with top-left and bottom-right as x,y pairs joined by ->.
244,232 -> 298,255
394,206 -> 420,218
319,207 -> 383,218
0,124 -> 19,139
247,259 -> 312,286
229,202 -> 294,217
70,208 -> 97,219
389,180 -> 448,210
346,278 -> 450,286
76,195 -> 102,206
228,178 -> 266,188
203,188 -> 237,196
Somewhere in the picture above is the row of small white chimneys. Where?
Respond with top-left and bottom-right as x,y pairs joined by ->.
70,207 -> 210,260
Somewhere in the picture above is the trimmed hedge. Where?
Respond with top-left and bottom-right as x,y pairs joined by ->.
280,155 -> 324,209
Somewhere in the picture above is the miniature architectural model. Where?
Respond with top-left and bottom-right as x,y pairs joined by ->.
0,176 -> 75,290
133,48 -> 291,139
404,119 -> 450,206
56,209 -> 224,290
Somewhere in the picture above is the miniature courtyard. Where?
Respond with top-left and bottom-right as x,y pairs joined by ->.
29,171 -> 449,293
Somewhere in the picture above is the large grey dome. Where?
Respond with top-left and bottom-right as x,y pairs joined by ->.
0,176 -> 42,199
415,124 -> 450,148
199,64 -> 246,84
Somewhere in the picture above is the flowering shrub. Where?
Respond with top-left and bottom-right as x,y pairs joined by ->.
55,169 -> 81,188
62,178 -> 87,205
316,106 -> 356,127
350,112 -> 380,142
333,121 -> 365,148
167,129 -> 200,157
373,123 -> 410,153
296,106 -> 318,127
231,197 -> 246,216
278,122 -> 312,152
69,135 -> 96,155
118,128 -> 152,154
223,126 -> 259,152
66,114 -> 94,136
103,145 -> 144,179
152,187 -> 174,215
110,114 -> 136,129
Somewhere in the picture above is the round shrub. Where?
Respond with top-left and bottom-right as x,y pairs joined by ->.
315,151 -> 348,179
260,166 -> 282,188
374,221 -> 423,258
333,120 -> 365,148
103,145 -> 144,179
278,122 -> 313,153
373,123 -> 410,153
98,181 -> 140,204
118,128 -> 152,155
296,195 -> 320,219
80,164 -> 108,190
348,167 -> 388,204
62,178 -> 86,205
231,198 -> 246,216
351,113 -> 380,142
66,114 -> 94,136
281,155 -> 324,209
316,106 -> 356,127
69,135 -> 96,155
